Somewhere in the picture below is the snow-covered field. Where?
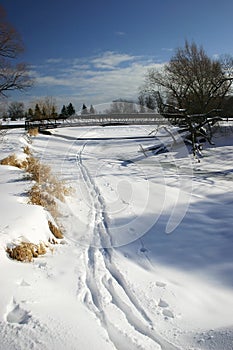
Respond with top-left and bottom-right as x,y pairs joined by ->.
0,123 -> 233,350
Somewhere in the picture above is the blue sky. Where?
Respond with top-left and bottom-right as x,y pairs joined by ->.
2,0 -> 233,111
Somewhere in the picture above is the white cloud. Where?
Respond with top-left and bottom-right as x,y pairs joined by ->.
46,58 -> 65,64
161,47 -> 173,52
28,51 -> 164,108
36,75 -> 72,86
213,53 -> 220,60
91,51 -> 136,69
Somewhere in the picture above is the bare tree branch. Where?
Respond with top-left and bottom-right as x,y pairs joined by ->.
0,6 -> 33,96
0,59 -> 33,96
142,41 -> 233,115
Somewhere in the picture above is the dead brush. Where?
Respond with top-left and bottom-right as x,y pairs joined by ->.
2,148 -> 72,243
48,220 -> 63,239
26,156 -> 72,202
28,127 -> 38,137
26,155 -> 51,183
6,242 -> 46,262
23,146 -> 31,156
45,175 -> 72,202
28,183 -> 59,219
0,154 -> 27,169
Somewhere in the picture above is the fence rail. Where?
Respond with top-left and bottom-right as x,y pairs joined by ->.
1,113 -> 233,131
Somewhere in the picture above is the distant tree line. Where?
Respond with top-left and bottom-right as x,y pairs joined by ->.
27,99 -> 76,121
0,98 -> 77,121
81,103 -> 95,114
60,103 -> 76,118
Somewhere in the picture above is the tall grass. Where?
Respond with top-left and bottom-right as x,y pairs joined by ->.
1,145 -> 72,261
27,127 -> 39,136
0,154 -> 27,169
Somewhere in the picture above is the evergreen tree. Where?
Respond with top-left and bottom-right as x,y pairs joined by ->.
27,108 -> 34,119
81,103 -> 88,114
42,106 -> 46,120
61,105 -> 68,118
90,104 -> 95,114
67,102 -> 75,116
34,104 -> 41,120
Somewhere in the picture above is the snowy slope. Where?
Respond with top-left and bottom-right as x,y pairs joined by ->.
0,124 -> 233,349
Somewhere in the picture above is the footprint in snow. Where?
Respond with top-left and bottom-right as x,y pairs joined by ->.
158,299 -> 175,318
156,281 -> 166,288
35,261 -> 47,269
158,299 -> 169,308
6,300 -> 31,324
162,309 -> 174,318
19,279 -> 30,287
140,247 -> 148,253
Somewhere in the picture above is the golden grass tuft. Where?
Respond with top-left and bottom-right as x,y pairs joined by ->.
28,183 -> 59,218
1,151 -> 71,205
2,148 -> 72,244
28,127 -> 38,136
23,146 -> 31,156
6,242 -> 46,262
45,175 -> 72,202
26,155 -> 72,202
26,155 -> 51,183
0,154 -> 27,169
48,220 -> 63,239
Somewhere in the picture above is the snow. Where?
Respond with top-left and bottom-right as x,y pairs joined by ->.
0,124 -> 233,349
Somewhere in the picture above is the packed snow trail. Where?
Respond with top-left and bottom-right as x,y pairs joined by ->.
75,142 -> 181,350
1,127 -> 233,349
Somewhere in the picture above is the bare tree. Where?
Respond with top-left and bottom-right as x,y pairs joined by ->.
0,5 -> 33,96
8,101 -> 24,120
105,100 -> 138,114
140,42 -> 233,160
219,54 -> 233,78
143,41 -> 233,115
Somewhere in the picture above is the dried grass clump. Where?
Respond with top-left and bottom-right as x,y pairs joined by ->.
45,175 -> 73,202
28,127 -> 38,137
2,148 -> 71,242
28,184 -> 59,219
26,155 -> 51,183
26,155 -> 72,203
48,220 -> 63,239
23,146 -> 31,156
6,242 -> 46,262
0,154 -> 27,169
1,151 -> 71,207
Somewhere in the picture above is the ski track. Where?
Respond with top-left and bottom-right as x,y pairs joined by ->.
76,143 -> 181,350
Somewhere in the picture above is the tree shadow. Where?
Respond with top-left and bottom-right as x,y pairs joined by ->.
114,191 -> 233,287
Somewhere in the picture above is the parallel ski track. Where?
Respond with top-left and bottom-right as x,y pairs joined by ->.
76,142 -> 181,350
